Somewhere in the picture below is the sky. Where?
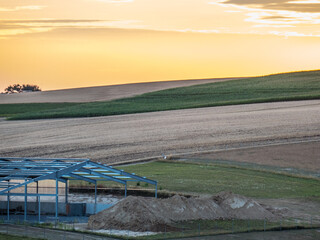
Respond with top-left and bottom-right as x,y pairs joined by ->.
0,0 -> 320,91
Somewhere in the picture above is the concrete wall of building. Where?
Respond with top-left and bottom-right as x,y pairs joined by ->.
0,201 -> 112,216
0,201 -> 85,216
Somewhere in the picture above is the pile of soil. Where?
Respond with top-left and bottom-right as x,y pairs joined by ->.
88,192 -> 278,232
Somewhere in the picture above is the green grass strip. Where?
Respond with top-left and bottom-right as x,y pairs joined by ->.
119,161 -> 320,199
0,233 -> 45,240
71,161 -> 320,199
0,103 -> 80,117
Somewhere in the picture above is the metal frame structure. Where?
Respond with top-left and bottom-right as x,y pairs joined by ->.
0,157 -> 157,222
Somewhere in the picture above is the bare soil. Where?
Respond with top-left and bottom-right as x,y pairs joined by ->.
88,192 -> 279,232
258,198 -> 320,224
181,141 -> 320,171
0,78 -> 237,103
186,229 -> 320,240
0,100 -> 319,171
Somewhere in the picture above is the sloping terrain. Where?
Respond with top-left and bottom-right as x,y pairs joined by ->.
0,78 -> 234,104
3,70 -> 320,120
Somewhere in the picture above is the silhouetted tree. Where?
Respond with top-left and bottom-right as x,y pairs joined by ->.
22,84 -> 41,91
4,84 -> 41,93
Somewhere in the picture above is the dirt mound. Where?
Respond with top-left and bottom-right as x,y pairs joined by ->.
88,192 -> 278,232
214,192 -> 275,220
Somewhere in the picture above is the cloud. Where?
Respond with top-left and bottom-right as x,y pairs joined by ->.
262,16 -> 293,19
0,19 -> 107,37
174,29 -> 220,33
96,0 -> 134,3
269,30 -> 320,37
0,28 -> 52,36
0,19 -> 106,30
244,11 -> 320,26
0,6 -> 46,12
211,1 -> 320,27
221,0 -> 320,13
253,24 -> 295,28
0,19 -> 148,37
0,19 -> 104,24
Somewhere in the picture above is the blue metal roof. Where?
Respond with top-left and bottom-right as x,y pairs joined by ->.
0,157 -> 157,195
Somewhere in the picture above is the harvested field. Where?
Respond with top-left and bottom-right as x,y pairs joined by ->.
0,100 -> 319,170
88,192 -> 278,232
0,78 -> 235,104
181,141 -> 320,171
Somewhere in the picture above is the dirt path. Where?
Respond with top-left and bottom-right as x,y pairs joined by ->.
0,100 -> 319,170
0,78 -> 238,103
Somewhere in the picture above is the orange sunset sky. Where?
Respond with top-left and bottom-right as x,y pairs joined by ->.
0,0 -> 320,91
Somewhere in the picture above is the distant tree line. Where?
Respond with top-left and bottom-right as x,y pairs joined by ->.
4,84 -> 41,93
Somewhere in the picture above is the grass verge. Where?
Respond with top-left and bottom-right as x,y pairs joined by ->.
137,219 -> 319,240
3,69 -> 320,120
71,161 -> 320,199
0,233 -> 44,240
0,103 -> 79,117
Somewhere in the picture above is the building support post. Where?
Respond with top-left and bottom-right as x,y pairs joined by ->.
38,196 -> 41,223
155,182 -> 157,198
7,191 -> 10,221
24,178 -> 27,222
65,180 -> 68,204
36,181 -> 39,204
94,181 -> 97,214
55,179 -> 58,219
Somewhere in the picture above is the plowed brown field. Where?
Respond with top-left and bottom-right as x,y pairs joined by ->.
1,100 -> 319,171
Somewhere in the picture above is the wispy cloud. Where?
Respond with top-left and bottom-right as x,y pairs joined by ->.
220,0 -> 320,13
0,5 -> 46,12
0,19 -> 105,29
0,19 -> 147,37
253,24 -> 295,28
95,0 -> 134,3
0,28 -> 52,36
0,19 -> 103,37
0,19 -> 103,24
262,16 -> 293,20
209,0 -> 320,36
173,28 -> 221,33
269,30 -> 320,37
245,10 -> 320,25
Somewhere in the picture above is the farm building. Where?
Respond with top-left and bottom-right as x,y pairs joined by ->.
0,157 -> 157,222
